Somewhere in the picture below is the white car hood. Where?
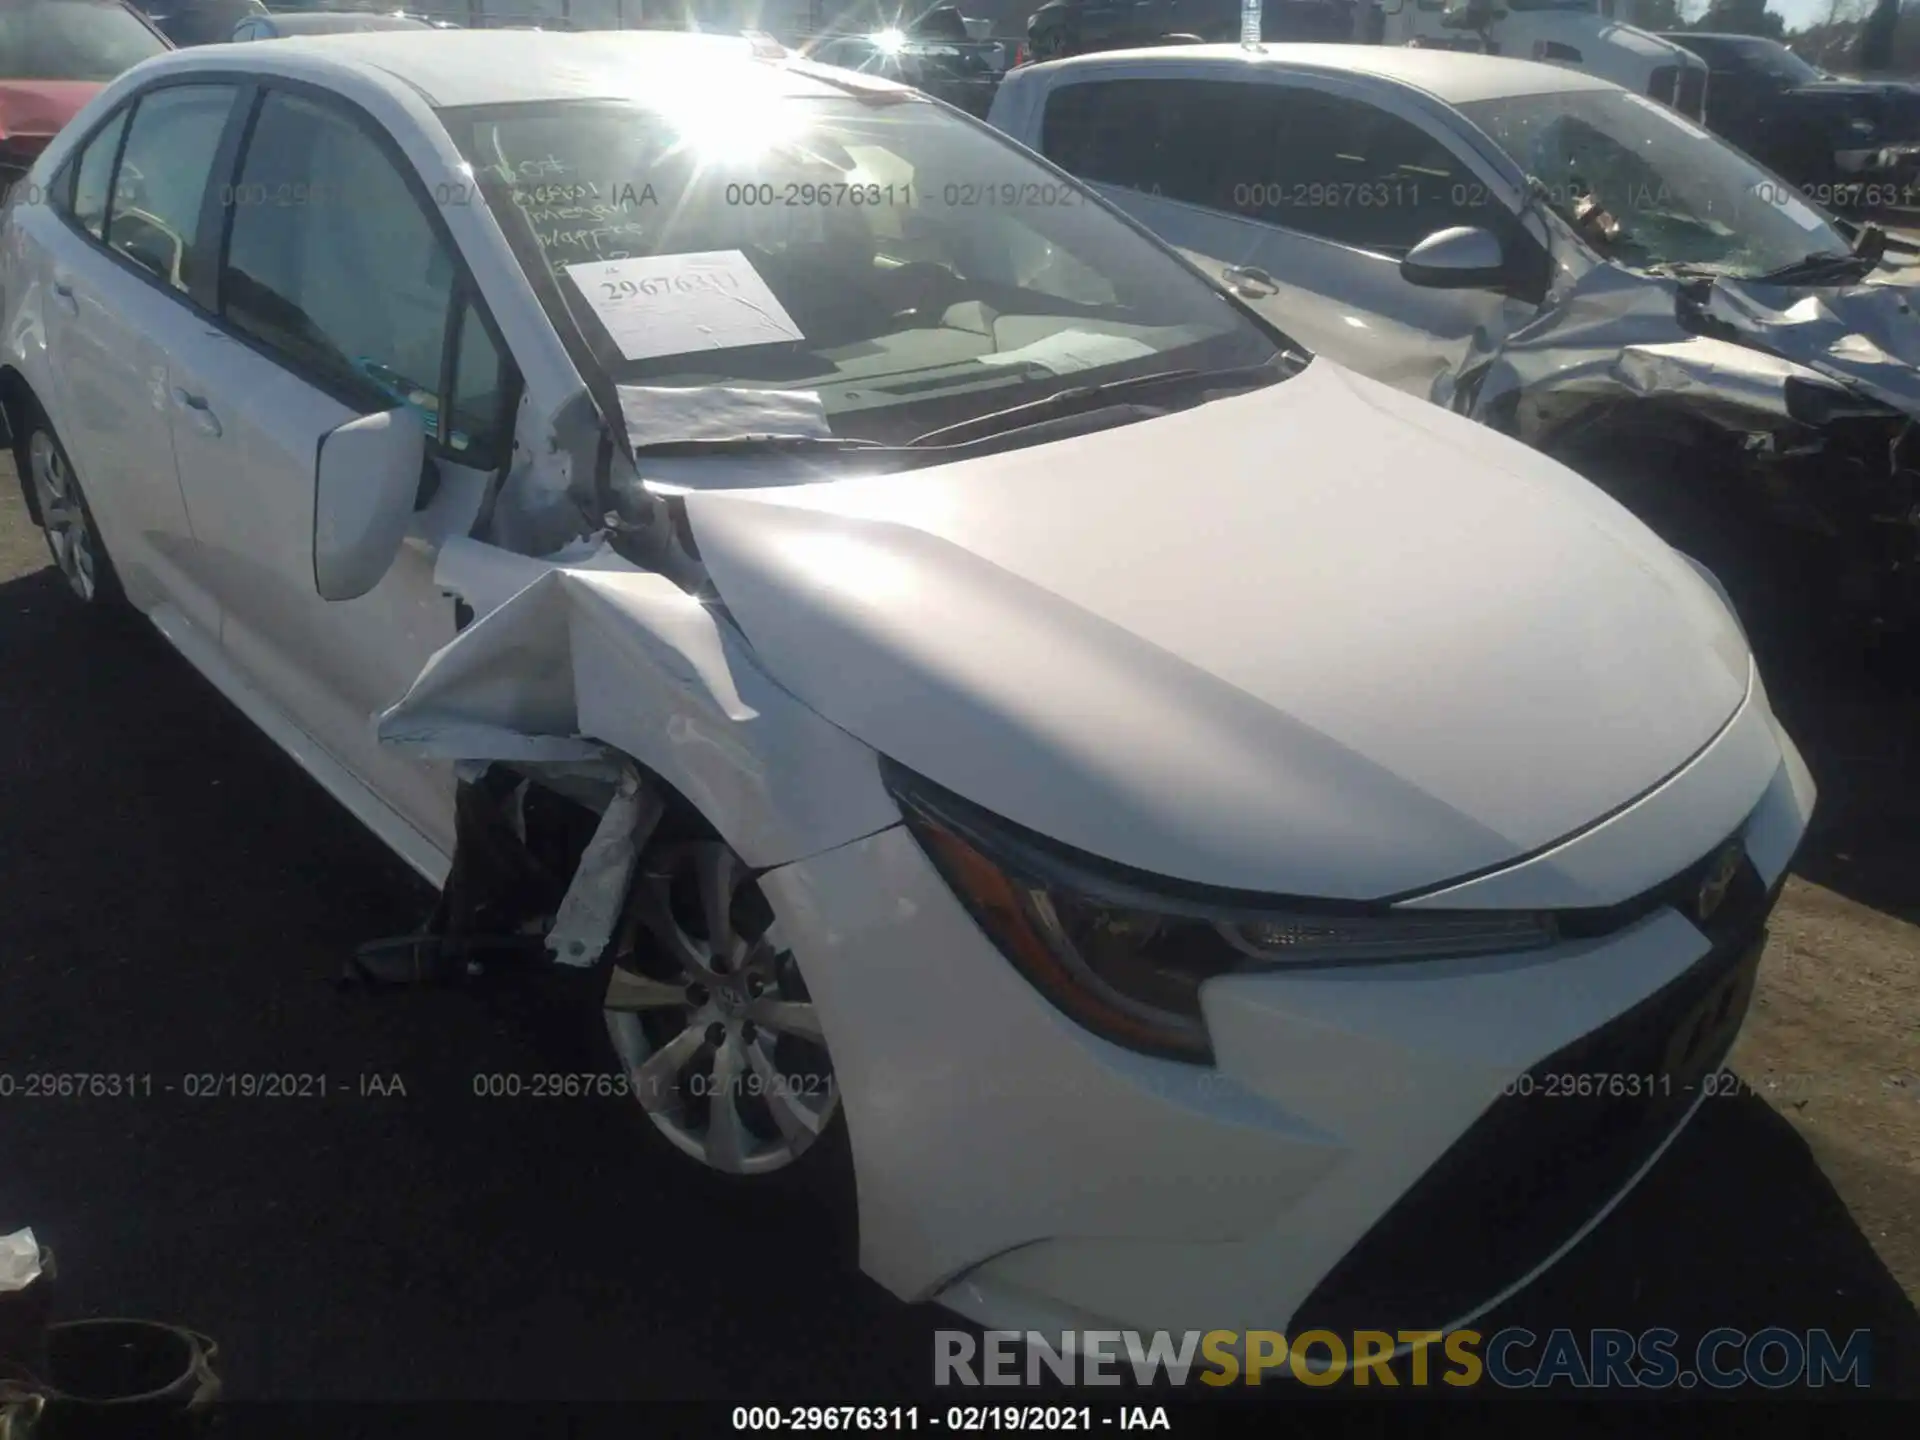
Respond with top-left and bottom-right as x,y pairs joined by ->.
682,359 -> 1753,900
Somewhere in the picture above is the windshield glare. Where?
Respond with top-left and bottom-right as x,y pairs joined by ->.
0,0 -> 166,82
444,92 -> 1281,445
1459,90 -> 1851,277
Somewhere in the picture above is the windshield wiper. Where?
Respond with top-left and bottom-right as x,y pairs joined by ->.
629,434 -> 894,457
905,359 -> 1289,448
1753,249 -> 1880,284
1755,224 -> 1886,284
626,358 -> 1294,459
1645,260 -> 1732,277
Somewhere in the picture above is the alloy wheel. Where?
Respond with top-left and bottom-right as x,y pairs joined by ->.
603,842 -> 839,1175
27,430 -> 98,602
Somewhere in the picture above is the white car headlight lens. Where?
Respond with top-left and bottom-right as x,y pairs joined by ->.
884,762 -> 1557,1063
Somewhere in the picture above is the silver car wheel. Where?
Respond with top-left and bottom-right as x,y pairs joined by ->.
28,430 -> 97,602
603,841 -> 839,1175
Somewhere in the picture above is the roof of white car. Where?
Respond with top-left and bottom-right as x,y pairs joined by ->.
1020,42 -> 1620,105
258,13 -> 433,33
154,29 -> 899,108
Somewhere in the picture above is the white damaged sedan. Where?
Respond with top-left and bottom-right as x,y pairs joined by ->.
0,29 -> 1814,1341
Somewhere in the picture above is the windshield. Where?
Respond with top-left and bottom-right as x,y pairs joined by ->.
0,0 -> 165,81
1724,37 -> 1824,84
443,88 -> 1284,446
1459,89 -> 1851,277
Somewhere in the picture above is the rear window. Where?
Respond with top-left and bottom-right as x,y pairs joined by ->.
0,0 -> 166,82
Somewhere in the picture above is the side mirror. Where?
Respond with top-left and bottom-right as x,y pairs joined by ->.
1401,225 -> 1509,289
313,406 -> 426,602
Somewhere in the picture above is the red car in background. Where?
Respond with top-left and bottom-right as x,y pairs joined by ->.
0,0 -> 169,195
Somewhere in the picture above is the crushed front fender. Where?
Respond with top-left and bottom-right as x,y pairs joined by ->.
375,537 -> 901,872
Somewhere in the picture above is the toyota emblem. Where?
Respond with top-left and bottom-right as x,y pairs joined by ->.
1696,843 -> 1742,923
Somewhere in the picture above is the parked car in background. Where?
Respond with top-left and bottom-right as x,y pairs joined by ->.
904,3 -> 1007,70
804,29 -> 1000,113
991,44 -> 1920,635
1377,0 -> 1709,120
1660,31 -> 1920,206
231,9 -> 430,36
0,0 -> 168,197
1025,0 -> 1356,62
0,29 -> 1813,1340
136,0 -> 261,44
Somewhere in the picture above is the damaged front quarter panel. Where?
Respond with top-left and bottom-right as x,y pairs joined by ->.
1441,247 -> 1920,623
374,535 -> 902,876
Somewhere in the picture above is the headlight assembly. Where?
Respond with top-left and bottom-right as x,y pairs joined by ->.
883,761 -> 1558,1064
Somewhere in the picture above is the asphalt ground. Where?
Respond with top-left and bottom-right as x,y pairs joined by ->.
1,458 -> 1917,1408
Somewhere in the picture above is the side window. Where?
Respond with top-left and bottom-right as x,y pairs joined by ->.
445,297 -> 510,470
222,89 -> 511,465
1040,81 -> 1172,192
105,84 -> 238,292
1225,88 -> 1495,257
62,105 -> 131,239
1039,80 -> 1252,213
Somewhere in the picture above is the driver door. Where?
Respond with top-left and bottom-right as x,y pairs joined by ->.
1035,73 -> 1541,398
160,85 -> 520,864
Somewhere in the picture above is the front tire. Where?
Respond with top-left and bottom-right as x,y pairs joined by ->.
601,839 -> 854,1203
14,404 -> 123,608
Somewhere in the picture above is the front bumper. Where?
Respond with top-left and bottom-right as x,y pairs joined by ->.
758,678 -> 1814,1337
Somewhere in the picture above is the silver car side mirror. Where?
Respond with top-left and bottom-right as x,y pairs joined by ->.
313,407 -> 426,602
1401,226 -> 1509,290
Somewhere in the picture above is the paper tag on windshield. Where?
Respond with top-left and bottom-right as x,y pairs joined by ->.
565,250 -> 804,362
617,385 -> 831,443
979,329 -> 1157,375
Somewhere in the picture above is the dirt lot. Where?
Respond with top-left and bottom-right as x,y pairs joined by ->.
0,455 -> 1916,1402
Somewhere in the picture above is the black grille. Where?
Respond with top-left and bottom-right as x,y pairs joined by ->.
1291,848 -> 1782,1336
1649,65 -> 1679,106
1677,67 -> 1707,120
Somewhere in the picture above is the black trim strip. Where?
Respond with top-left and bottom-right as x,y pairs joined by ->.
882,674 -> 1763,940
1378,669 -> 1753,906
440,104 -> 633,472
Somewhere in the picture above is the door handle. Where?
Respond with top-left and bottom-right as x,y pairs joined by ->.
172,387 -> 222,437
1222,265 -> 1279,298
51,279 -> 77,313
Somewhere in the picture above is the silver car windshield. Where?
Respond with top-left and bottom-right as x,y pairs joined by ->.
441,92 -> 1283,444
1459,90 -> 1853,277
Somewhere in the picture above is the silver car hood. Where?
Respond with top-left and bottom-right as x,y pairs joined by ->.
684,358 -> 1752,900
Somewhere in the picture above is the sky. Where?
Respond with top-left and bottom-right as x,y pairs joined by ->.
1769,0 -> 1845,28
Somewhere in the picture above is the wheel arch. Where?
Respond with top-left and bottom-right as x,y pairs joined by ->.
0,365 -> 44,525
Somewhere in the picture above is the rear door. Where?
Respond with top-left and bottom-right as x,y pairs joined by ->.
161,81 -> 520,860
1034,71 -> 1542,397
